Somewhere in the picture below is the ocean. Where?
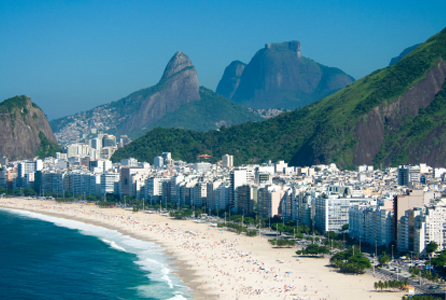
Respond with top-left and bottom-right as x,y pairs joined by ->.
0,208 -> 190,300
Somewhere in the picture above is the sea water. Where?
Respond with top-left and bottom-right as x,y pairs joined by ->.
0,208 -> 190,300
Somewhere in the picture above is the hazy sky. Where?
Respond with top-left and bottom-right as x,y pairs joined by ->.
1,0 -> 445,120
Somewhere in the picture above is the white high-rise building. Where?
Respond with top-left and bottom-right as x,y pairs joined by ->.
315,197 -> 370,233
398,203 -> 446,257
154,156 -> 164,168
222,154 -> 233,168
145,176 -> 170,202
100,173 -> 120,197
215,182 -> 230,210
349,204 -> 394,247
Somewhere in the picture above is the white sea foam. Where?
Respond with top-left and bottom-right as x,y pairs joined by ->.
101,238 -> 127,252
0,208 -> 191,299
167,296 -> 188,300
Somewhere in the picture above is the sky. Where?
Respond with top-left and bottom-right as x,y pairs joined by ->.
1,0 -> 445,121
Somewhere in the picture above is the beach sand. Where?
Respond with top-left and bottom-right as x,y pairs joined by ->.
0,198 -> 404,300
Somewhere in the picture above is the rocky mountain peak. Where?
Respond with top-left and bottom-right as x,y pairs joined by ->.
265,40 -> 301,58
216,60 -> 247,99
0,95 -> 59,160
225,40 -> 353,110
160,51 -> 195,82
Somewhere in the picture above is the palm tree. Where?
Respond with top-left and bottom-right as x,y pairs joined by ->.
383,280 -> 389,291
388,280 -> 394,291
378,280 -> 383,291
374,282 -> 378,291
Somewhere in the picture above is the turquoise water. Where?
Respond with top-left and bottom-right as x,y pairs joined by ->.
0,208 -> 190,300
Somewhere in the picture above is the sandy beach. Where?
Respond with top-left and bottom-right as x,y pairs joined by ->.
0,198 -> 404,300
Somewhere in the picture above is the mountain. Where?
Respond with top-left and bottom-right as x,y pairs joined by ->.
127,87 -> 263,139
112,27 -> 446,169
389,43 -> 421,66
117,51 -> 200,136
0,96 -> 60,161
216,41 -> 355,110
216,61 -> 246,99
51,52 -> 260,144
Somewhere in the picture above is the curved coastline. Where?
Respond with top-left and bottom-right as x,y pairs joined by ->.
0,198 -> 403,300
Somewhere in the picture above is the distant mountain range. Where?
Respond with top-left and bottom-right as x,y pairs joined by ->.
0,96 -> 60,161
50,52 -> 261,142
112,27 -> 446,169
216,41 -> 355,110
51,40 -> 355,144
389,43 -> 421,66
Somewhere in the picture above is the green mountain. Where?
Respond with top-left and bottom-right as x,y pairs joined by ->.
112,28 -> 446,168
217,41 -> 355,110
127,86 -> 263,139
0,96 -> 60,160
389,43 -> 421,66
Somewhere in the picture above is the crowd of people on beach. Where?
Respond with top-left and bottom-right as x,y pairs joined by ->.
1,199 -> 396,300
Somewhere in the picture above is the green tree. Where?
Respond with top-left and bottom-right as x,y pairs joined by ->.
378,253 -> 391,265
426,241 -> 438,257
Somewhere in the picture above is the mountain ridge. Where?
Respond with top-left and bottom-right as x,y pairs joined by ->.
50,52 -> 261,144
112,27 -> 446,168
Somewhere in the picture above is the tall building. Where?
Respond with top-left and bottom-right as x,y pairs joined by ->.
229,169 -> 247,211
17,161 -> 36,187
397,203 -> 446,257
215,182 -> 230,210
102,135 -> 117,147
315,197 -> 370,233
190,182 -> 207,208
120,167 -> 151,198
100,172 -> 120,198
235,184 -> 257,215
154,156 -> 164,168
349,204 -> 394,247
257,186 -> 283,218
145,176 -> 171,203
222,154 -> 233,168
393,189 -> 426,242
161,152 -> 172,165
398,165 -> 421,186
280,189 -> 293,222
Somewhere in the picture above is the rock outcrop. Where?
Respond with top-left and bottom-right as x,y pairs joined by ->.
352,60 -> 446,166
0,96 -> 58,160
216,61 -> 246,99
117,51 -> 200,135
218,41 -> 354,110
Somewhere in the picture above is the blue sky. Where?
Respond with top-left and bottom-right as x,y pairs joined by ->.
1,0 -> 445,120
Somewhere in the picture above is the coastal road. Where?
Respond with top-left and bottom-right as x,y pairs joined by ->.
370,267 -> 444,296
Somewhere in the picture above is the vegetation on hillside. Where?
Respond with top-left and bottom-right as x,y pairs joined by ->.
127,87 -> 262,139
36,131 -> 62,159
111,27 -> 446,168
0,95 -> 39,114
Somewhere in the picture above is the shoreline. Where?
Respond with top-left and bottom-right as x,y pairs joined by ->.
0,198 -> 404,300
0,201 -> 211,300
